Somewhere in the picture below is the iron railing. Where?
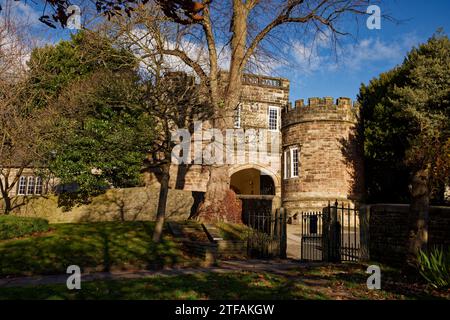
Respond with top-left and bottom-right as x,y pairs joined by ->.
300,201 -> 360,262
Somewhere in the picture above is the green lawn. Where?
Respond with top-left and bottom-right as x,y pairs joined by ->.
0,264 -> 447,300
215,222 -> 250,240
0,221 -> 197,277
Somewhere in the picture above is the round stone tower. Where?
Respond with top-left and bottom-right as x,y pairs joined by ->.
281,97 -> 364,220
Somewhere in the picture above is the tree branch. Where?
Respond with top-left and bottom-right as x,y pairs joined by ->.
159,48 -> 208,83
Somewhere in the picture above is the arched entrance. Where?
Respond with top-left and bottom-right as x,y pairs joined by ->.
230,168 -> 275,196
229,165 -> 280,226
229,164 -> 281,197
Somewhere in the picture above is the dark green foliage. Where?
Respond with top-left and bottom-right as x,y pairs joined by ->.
29,31 -> 155,209
0,216 -> 49,240
48,70 -> 154,209
27,31 -> 135,109
359,31 -> 450,203
418,246 -> 450,289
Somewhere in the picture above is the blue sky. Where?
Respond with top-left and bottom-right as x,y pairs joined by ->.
283,0 -> 450,102
3,0 -> 450,103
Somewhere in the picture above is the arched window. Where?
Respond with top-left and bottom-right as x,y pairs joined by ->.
35,177 -> 43,195
18,176 -> 27,195
27,176 -> 35,195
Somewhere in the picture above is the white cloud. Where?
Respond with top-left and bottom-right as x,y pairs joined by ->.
335,38 -> 406,70
291,41 -> 323,74
289,33 -> 419,74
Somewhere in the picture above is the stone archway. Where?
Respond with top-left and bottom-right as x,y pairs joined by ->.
229,164 -> 281,197
229,164 -> 282,225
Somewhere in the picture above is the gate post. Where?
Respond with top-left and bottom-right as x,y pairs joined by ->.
279,207 -> 287,259
323,201 -> 341,262
359,205 -> 371,261
322,205 -> 330,261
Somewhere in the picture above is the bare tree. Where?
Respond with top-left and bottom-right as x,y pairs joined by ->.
0,14 -> 62,214
142,70 -> 211,242
108,1 -> 376,221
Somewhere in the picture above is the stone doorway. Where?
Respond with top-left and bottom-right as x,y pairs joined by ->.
230,168 -> 276,196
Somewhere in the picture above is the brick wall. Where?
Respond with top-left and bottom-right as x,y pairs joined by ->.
367,204 -> 450,265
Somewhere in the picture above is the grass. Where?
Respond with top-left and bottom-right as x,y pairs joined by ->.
215,222 -> 250,241
0,221 -> 198,277
0,271 -> 328,300
0,216 -> 49,240
0,264 -> 448,300
0,221 -> 448,300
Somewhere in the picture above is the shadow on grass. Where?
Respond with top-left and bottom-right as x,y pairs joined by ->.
297,263 -> 448,300
0,221 -> 197,278
0,271 -> 328,300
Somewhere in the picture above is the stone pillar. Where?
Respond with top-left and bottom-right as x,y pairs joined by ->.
359,205 -> 371,261
279,207 -> 287,259
323,202 -> 341,262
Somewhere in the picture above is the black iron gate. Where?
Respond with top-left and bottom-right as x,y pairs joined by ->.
300,211 -> 324,261
241,196 -> 287,259
300,201 -> 360,262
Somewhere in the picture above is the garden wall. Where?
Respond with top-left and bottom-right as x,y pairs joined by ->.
2,186 -> 194,223
363,204 -> 450,265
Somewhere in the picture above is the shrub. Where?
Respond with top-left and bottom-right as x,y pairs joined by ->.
417,246 -> 450,289
0,216 -> 50,240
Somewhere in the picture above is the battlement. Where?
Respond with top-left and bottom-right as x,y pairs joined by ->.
282,97 -> 358,128
289,97 -> 353,109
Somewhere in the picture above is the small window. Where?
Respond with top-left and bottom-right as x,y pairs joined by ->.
234,105 -> 241,129
35,177 -> 43,195
283,150 -> 290,179
18,176 -> 27,195
27,176 -> 35,195
268,106 -> 279,131
291,148 -> 299,177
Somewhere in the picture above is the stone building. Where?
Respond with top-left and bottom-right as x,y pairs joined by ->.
282,97 -> 365,219
158,73 -> 364,221
2,73 -> 364,222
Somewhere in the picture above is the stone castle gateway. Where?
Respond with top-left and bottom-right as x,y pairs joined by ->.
154,73 -> 365,222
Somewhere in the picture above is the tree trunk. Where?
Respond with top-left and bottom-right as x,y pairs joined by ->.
195,1 -> 248,222
2,193 -> 12,215
406,168 -> 430,266
196,165 -> 230,222
152,163 -> 170,242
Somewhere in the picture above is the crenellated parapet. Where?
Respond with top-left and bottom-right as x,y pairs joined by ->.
281,96 -> 364,215
282,97 -> 359,128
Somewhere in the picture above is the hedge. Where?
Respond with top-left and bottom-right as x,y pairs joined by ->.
0,216 -> 50,240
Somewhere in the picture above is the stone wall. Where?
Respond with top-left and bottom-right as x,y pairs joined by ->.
281,97 -> 364,216
366,204 -> 450,265
2,186 -> 194,223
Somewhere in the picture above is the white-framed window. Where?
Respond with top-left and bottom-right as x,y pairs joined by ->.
35,177 -> 43,195
283,150 -> 290,179
290,147 -> 299,177
27,176 -> 35,195
284,147 -> 299,179
268,106 -> 280,131
18,176 -> 27,195
233,104 -> 241,129
17,175 -> 45,195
